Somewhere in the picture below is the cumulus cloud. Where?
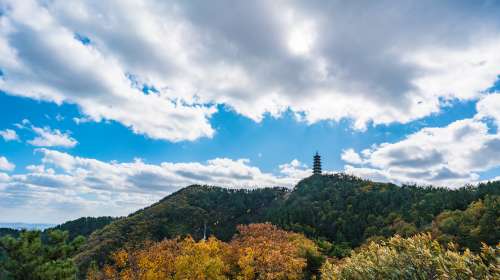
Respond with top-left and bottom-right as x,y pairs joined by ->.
35,148 -> 309,190
278,159 -> 312,180
476,93 -> 500,126
0,128 -> 18,141
0,149 -> 310,223
1,0 -> 499,141
27,125 -> 77,148
0,156 -> 15,171
342,93 -> 500,187
341,149 -> 363,165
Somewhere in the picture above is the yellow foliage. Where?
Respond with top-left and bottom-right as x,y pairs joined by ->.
112,250 -> 129,269
110,237 -> 229,280
174,236 -> 230,280
91,223 -> 318,280
230,223 -> 309,280
321,233 -> 500,280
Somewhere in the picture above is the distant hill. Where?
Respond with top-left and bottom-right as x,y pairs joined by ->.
0,217 -> 115,241
50,216 -> 116,240
0,222 -> 54,230
74,174 -> 500,275
0,223 -> 54,239
0,228 -> 20,238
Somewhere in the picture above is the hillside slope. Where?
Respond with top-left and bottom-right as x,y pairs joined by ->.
75,175 -> 499,275
270,174 -> 499,249
51,216 -> 116,240
74,185 -> 287,273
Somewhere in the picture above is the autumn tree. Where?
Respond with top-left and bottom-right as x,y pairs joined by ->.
321,233 -> 500,280
89,223 -> 321,280
229,223 -> 322,280
169,236 -> 230,279
433,195 -> 499,251
90,236 -> 230,280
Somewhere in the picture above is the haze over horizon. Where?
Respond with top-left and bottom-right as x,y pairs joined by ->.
1,0 -> 500,224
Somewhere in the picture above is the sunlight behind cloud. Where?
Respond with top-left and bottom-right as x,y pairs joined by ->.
287,19 -> 316,56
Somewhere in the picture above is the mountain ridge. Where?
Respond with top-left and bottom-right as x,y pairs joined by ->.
73,174 -> 499,275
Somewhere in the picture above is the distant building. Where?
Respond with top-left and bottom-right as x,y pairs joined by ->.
313,152 -> 322,175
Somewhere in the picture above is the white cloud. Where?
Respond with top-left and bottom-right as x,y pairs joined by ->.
344,165 -> 392,184
1,0 -> 499,140
0,172 -> 9,183
0,129 -> 19,141
55,114 -> 64,121
27,125 -> 77,148
0,149 -> 310,223
35,148 -> 309,190
0,0 -> 215,142
278,159 -> 311,179
476,93 -> 500,126
342,93 -> 500,187
72,117 -> 91,125
0,156 -> 15,171
13,119 -> 30,130
341,149 -> 363,165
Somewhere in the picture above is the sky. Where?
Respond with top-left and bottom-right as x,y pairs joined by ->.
1,0 -> 500,224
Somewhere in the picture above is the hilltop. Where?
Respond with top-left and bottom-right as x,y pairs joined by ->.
272,174 -> 499,251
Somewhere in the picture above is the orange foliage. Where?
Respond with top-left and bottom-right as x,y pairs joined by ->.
90,223 -> 318,280
229,223 -> 310,280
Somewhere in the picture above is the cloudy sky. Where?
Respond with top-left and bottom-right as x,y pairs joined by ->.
1,0 -> 500,223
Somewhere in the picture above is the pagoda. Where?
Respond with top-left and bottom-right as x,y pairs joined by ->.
313,152 -> 322,175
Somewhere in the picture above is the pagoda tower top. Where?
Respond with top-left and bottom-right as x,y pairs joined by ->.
313,152 -> 322,175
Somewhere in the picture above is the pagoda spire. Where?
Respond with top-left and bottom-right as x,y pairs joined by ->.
313,152 -> 322,175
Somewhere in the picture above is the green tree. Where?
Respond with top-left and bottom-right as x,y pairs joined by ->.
270,175 -> 499,252
433,195 -> 500,251
0,230 -> 84,280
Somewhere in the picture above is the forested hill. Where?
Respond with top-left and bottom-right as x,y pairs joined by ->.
0,228 -> 20,239
270,174 -> 499,253
51,217 -> 116,240
74,185 -> 288,274
74,174 -> 499,275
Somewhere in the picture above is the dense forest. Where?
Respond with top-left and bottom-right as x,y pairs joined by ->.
0,228 -> 19,239
271,174 -> 499,255
1,174 -> 499,279
50,217 -> 117,241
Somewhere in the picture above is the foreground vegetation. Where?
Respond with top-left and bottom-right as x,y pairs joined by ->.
2,225 -> 498,279
0,230 -> 85,280
321,233 -> 499,280
87,223 -> 322,280
88,225 -> 499,280
0,174 -> 499,279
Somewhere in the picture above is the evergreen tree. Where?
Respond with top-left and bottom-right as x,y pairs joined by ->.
0,230 -> 84,280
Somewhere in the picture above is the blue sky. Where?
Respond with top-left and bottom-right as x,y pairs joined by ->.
0,92 -> 481,174
1,0 -> 500,223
